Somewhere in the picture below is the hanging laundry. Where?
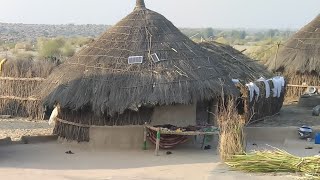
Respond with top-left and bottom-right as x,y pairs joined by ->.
270,77 -> 283,98
49,104 -> 60,125
279,76 -> 285,87
232,79 -> 240,84
246,82 -> 260,102
257,77 -> 271,98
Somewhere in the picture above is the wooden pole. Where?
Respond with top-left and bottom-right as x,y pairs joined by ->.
143,122 -> 147,150
274,42 -> 281,74
155,128 -> 160,156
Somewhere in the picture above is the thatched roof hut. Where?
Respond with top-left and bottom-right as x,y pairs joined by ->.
33,0 -> 242,143
33,1 -> 284,145
265,14 -> 320,97
199,41 -> 284,122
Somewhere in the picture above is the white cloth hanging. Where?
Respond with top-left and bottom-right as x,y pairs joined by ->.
48,106 -> 59,125
279,76 -> 285,87
271,77 -> 283,98
232,79 -> 240,84
257,77 -> 271,98
246,82 -> 260,102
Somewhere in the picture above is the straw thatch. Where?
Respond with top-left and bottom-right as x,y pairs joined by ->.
34,0 -> 239,118
200,41 -> 273,81
199,41 -> 284,122
266,14 -> 320,98
0,59 -> 56,118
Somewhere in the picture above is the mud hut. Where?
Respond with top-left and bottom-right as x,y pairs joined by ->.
200,41 -> 285,122
33,0 -> 242,146
266,14 -> 320,97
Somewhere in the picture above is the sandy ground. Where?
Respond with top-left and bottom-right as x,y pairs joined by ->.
0,103 -> 318,180
0,117 -> 53,140
0,143 -> 297,180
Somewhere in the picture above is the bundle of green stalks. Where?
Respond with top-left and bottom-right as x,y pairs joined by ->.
225,148 -> 320,179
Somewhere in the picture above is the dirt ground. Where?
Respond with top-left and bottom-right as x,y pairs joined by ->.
0,104 -> 317,180
0,117 -> 53,140
0,143 -> 296,180
250,104 -> 320,127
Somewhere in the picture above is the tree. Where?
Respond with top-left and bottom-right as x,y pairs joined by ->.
38,39 -> 61,57
61,43 -> 75,57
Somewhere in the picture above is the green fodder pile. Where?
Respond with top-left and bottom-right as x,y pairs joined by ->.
226,148 -> 320,179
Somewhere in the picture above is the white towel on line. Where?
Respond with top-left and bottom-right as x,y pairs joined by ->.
257,77 -> 271,98
270,77 -> 283,98
246,82 -> 260,102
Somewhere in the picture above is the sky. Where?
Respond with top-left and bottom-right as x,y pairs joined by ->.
0,0 -> 319,29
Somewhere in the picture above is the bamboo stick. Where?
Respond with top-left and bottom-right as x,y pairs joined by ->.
0,77 -> 45,81
0,96 -> 39,101
155,129 -> 160,156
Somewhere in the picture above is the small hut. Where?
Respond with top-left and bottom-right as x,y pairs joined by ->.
34,0 -> 240,146
200,41 -> 285,122
266,14 -> 320,97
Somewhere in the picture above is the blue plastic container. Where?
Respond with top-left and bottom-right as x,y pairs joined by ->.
315,133 -> 320,144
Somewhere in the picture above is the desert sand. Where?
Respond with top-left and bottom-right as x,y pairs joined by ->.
1,104 -> 317,180
0,142 -> 298,180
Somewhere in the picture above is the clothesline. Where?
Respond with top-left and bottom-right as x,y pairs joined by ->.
233,76 -> 285,102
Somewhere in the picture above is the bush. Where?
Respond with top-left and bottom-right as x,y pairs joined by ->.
61,43 -> 75,57
37,37 -> 79,58
38,39 -> 62,57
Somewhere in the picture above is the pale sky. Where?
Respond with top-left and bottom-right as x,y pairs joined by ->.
0,0 -> 319,29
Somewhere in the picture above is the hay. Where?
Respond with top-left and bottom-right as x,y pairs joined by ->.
217,97 -> 246,161
199,41 -> 273,82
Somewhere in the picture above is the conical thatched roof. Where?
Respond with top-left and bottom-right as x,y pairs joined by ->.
199,41 -> 273,81
266,14 -> 320,74
34,0 -> 238,116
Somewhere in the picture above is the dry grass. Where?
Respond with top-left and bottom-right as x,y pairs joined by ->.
0,59 -> 57,118
217,98 -> 246,161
